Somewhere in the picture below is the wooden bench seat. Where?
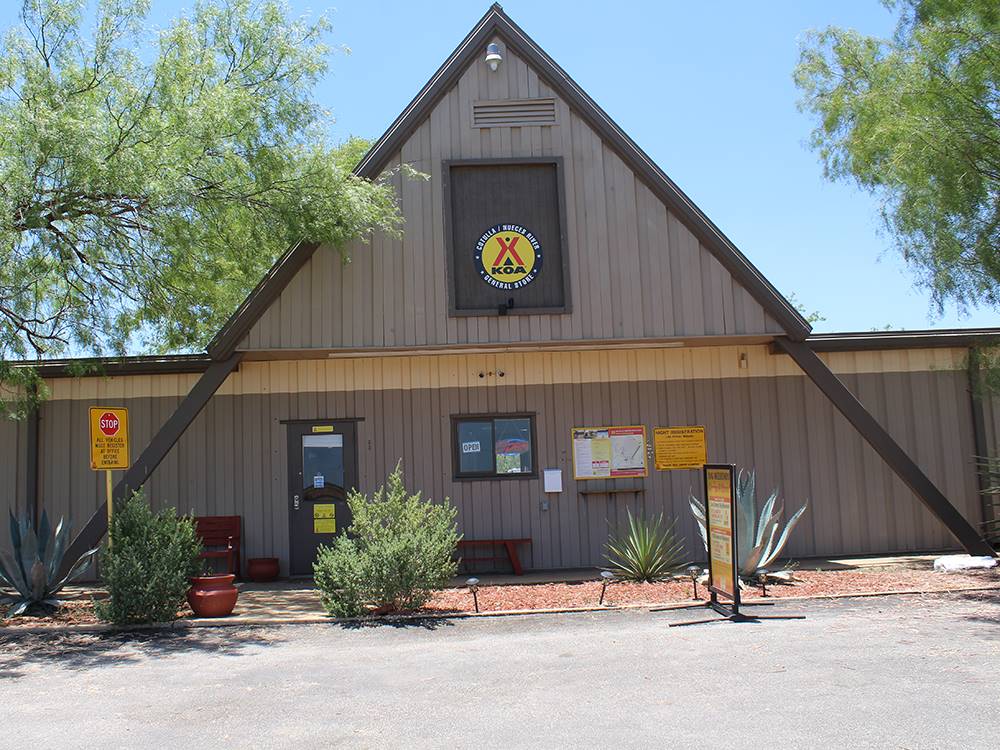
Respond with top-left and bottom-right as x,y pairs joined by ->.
457,538 -> 531,576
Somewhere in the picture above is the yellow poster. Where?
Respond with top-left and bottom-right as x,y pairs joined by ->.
313,503 -> 336,534
705,467 -> 736,599
88,407 -> 130,470
653,426 -> 706,470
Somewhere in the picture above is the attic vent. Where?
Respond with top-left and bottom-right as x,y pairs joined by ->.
472,98 -> 557,128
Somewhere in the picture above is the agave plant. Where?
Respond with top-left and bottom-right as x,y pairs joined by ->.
689,469 -> 808,581
0,510 -> 99,617
605,509 -> 686,582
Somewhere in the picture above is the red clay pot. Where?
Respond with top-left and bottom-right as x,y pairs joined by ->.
187,574 -> 238,618
246,557 -> 280,582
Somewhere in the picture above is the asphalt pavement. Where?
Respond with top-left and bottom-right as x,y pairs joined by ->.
2,592 -> 998,749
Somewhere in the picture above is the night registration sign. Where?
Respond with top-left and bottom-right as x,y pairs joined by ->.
653,426 -> 706,470
89,407 -> 130,470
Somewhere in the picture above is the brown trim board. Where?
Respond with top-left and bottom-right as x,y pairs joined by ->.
207,241 -> 319,360
774,337 -> 995,557
60,353 -> 245,575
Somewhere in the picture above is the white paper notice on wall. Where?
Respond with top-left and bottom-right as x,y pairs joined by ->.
543,468 -> 563,493
314,474 -> 325,488
462,441 -> 481,454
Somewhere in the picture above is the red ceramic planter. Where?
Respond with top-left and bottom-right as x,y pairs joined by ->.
246,557 -> 280,582
187,574 -> 239,617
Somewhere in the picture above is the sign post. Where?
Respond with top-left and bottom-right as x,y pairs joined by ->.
89,407 -> 130,543
667,463 -> 804,627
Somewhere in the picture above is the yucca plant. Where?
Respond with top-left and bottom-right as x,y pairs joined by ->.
604,509 -> 686,582
689,469 -> 808,582
0,510 -> 100,617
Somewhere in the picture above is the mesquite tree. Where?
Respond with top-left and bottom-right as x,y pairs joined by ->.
795,1 -> 999,314
0,0 -> 402,412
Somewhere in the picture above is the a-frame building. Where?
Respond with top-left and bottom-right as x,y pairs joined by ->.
5,5 -> 994,577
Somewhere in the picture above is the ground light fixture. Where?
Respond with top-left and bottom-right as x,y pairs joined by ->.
686,565 -> 702,599
485,42 -> 502,71
757,569 -> 769,597
599,571 -> 614,605
466,577 -> 480,613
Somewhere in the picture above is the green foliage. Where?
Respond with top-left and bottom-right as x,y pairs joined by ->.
689,469 -> 808,578
786,292 -> 826,326
0,509 -> 98,617
794,1 -> 1000,312
0,0 -> 402,369
604,509 -> 686,582
313,463 -> 460,617
94,490 -> 201,625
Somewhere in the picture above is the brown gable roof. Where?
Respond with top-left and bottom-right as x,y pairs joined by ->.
208,3 -> 809,360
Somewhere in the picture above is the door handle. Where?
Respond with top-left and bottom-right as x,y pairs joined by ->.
293,494 -> 301,510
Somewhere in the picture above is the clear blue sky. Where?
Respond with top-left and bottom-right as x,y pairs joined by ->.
9,1 -> 1000,333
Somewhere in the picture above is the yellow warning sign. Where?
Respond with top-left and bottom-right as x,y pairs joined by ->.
89,407 -> 130,470
313,503 -> 336,534
653,426 -> 706,470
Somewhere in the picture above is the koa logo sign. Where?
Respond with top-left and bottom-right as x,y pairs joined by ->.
99,412 -> 120,436
474,223 -> 542,290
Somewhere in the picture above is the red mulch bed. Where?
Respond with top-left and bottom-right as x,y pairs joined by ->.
422,568 -> 1000,613
1,567 -> 997,627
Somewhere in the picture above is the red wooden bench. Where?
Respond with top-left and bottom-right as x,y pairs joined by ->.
457,538 -> 531,576
194,516 -> 241,578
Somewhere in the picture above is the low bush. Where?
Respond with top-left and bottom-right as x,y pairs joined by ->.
95,491 -> 201,625
314,463 -> 460,617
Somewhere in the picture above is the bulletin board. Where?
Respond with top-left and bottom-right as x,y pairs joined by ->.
571,425 -> 648,480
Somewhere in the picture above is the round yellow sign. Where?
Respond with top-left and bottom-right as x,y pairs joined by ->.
474,224 -> 543,290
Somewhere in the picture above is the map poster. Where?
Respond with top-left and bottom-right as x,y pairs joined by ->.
572,426 -> 648,480
704,464 -> 739,603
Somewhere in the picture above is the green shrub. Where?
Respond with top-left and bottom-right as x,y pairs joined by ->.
95,491 -> 201,625
314,463 -> 460,617
605,509 -> 686,582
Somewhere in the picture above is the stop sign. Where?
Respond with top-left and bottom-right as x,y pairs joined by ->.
99,412 -> 120,436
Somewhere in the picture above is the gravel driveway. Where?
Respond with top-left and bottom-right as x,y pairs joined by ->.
2,592 -> 998,749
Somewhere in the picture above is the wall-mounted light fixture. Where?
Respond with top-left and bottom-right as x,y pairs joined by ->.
485,42 -> 502,72
738,352 -> 749,370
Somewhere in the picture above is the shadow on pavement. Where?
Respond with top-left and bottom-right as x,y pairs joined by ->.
0,625 -> 282,681
336,613 -> 460,631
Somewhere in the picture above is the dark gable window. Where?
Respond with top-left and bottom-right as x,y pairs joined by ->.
453,415 -> 535,479
444,159 -> 569,315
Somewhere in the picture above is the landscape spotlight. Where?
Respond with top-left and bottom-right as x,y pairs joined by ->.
757,569 -> 769,598
599,570 -> 614,606
467,577 -> 480,613
686,565 -> 702,600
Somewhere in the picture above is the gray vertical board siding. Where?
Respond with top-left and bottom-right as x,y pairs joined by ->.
32,366 -> 981,577
0,416 -> 28,519
238,45 -> 785,352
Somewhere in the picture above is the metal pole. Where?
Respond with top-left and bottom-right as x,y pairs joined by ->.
105,470 -> 113,547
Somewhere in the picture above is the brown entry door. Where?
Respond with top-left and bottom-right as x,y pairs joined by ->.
287,422 -> 358,577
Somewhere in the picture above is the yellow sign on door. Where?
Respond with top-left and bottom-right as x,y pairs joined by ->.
89,407 -> 130,470
654,426 -> 706,470
313,503 -> 336,534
